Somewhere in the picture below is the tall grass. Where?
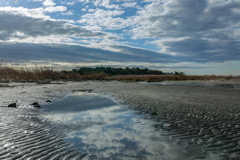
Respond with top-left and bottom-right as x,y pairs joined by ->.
0,62 -> 106,81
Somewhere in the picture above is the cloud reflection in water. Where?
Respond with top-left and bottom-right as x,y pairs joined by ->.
41,92 -> 202,160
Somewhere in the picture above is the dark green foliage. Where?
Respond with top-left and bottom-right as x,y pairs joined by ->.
174,71 -> 184,75
61,66 -> 169,76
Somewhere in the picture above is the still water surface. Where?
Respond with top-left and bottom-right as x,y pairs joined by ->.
40,91 -> 217,160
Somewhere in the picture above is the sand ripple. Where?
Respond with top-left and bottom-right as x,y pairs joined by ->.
0,107 -> 86,160
96,82 -> 240,159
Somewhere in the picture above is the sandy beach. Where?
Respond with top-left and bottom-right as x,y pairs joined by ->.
1,79 -> 240,159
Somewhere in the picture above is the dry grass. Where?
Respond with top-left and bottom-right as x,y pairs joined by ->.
109,75 -> 240,82
0,64 -> 55,81
0,62 -> 107,81
80,72 -> 107,80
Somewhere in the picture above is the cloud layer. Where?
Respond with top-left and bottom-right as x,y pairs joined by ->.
0,42 -> 179,64
0,7 -> 105,41
129,0 -> 240,62
1,0 -> 240,74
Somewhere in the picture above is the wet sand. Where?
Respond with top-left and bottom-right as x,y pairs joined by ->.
95,80 -> 240,159
1,79 -> 240,159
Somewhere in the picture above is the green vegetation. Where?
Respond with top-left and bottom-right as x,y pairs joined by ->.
61,66 -> 184,76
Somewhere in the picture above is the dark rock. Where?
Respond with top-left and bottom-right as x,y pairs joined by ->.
7,103 -> 16,108
151,112 -> 158,115
32,102 -> 38,105
31,102 -> 41,108
46,100 -> 51,103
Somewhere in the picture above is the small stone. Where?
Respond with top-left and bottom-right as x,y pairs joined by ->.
7,103 -> 16,108
46,100 -> 51,103
31,102 -> 41,108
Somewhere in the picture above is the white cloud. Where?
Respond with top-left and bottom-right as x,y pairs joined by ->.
44,6 -> 67,13
78,0 -> 91,4
61,2 -> 75,5
93,0 -> 121,9
0,7 -> 105,42
61,10 -> 74,15
121,2 -> 137,8
43,0 -> 56,6
0,6 -> 48,19
88,8 -> 96,12
132,2 -> 164,26
78,9 -> 125,30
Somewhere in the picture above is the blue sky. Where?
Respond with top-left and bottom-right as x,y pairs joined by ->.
0,0 -> 240,75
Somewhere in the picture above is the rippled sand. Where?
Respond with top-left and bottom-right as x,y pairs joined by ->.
1,80 -> 240,159
0,82 -> 89,159
95,80 -> 240,159
0,107 -> 88,159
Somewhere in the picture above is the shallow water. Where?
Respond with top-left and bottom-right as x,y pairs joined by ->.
0,90 -> 223,160
40,91 -> 219,160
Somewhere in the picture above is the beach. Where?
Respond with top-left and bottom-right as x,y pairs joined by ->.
1,80 -> 240,159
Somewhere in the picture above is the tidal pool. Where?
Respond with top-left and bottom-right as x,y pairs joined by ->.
40,91 -> 220,160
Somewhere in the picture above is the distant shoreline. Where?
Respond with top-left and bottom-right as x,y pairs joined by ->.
1,62 -> 240,82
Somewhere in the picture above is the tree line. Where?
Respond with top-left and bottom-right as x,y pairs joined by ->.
61,67 -> 184,76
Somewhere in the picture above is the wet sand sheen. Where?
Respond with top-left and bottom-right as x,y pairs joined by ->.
0,80 -> 240,159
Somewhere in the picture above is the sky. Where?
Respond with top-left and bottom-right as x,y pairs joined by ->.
0,0 -> 240,75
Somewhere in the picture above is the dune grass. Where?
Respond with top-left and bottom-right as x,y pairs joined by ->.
0,62 -> 106,82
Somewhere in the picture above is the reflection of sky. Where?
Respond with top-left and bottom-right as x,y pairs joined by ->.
40,92 -> 207,160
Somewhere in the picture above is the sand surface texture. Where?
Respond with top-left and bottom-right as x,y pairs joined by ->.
0,82 -> 90,159
95,81 -> 240,159
0,80 -> 240,159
